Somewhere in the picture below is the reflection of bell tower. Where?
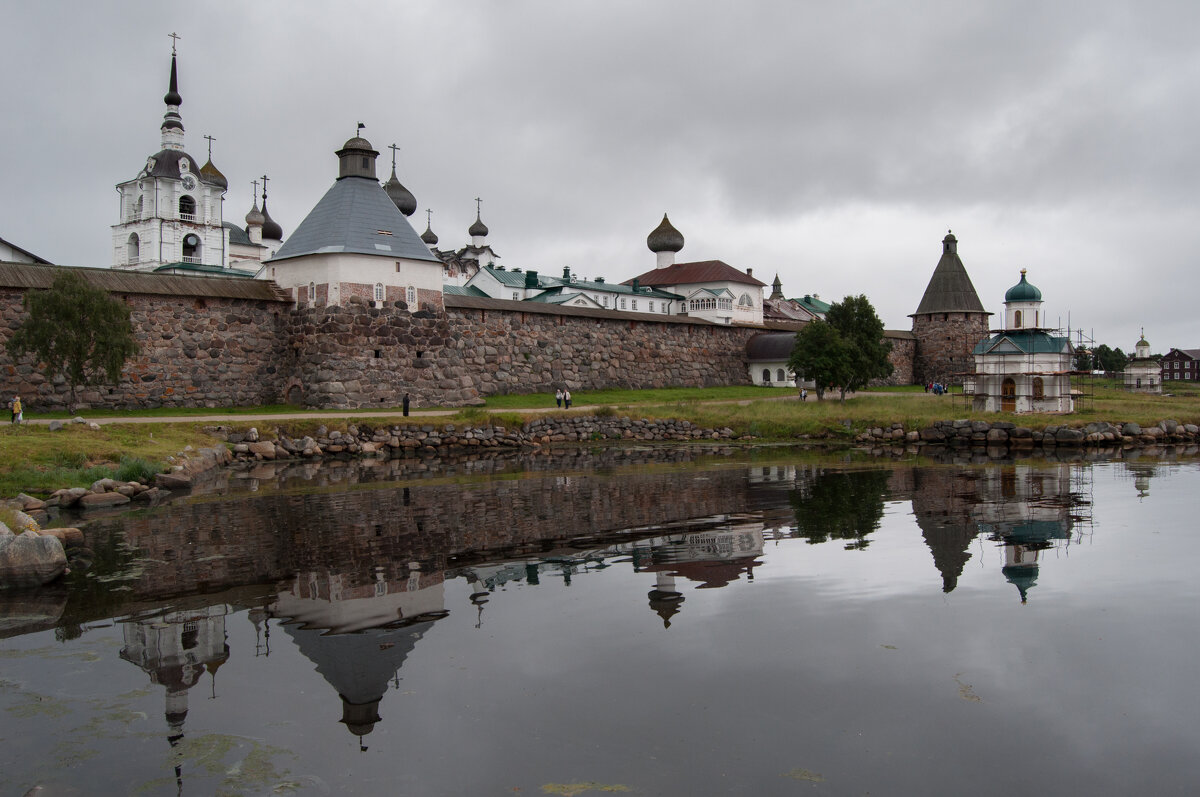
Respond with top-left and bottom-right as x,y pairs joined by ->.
119,606 -> 230,789
1001,543 -> 1043,604
647,572 -> 685,628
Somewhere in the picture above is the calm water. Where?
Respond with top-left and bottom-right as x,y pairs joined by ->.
1,447 -> 1198,796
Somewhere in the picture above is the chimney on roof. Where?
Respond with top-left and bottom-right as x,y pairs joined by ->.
632,278 -> 640,292
596,276 -> 605,283
524,270 -> 538,288
562,265 -> 571,280
746,268 -> 753,278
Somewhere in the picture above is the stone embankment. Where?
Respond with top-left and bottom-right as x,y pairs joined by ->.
857,419 -> 1199,448
215,415 -> 740,461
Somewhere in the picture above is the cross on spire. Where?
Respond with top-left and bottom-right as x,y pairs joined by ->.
475,197 -> 483,216
426,209 -> 432,226
251,179 -> 259,205
261,174 -> 269,201
204,134 -> 215,160
169,32 -> 180,55
388,143 -> 399,171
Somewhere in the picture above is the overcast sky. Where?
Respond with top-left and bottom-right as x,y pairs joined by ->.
3,0 -> 1197,349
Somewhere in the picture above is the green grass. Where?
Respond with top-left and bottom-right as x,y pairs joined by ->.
0,423 -> 211,497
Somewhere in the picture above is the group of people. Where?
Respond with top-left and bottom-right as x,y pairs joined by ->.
925,382 -> 948,395
554,388 -> 573,409
8,394 -> 21,425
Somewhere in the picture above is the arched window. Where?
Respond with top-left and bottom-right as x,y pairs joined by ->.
181,233 -> 201,263
133,195 -> 143,220
309,282 -> 316,303
762,369 -> 772,383
739,293 -> 753,307
777,368 -> 786,382
126,233 -> 139,264
1032,377 -> 1045,399
179,195 -> 196,221
406,286 -> 416,304
374,283 -> 384,303
1014,310 -> 1023,328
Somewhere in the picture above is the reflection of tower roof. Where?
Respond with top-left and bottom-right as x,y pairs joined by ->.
912,231 -> 989,316
1002,564 -> 1038,603
284,620 -> 436,739
909,469 -> 982,593
647,589 -> 684,628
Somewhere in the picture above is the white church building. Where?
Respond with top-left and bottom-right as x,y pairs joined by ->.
966,269 -> 1074,414
111,47 -> 282,275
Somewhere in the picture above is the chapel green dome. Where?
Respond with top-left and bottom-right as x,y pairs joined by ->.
1005,269 -> 1042,302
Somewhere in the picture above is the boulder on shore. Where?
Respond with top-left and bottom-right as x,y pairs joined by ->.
0,528 -> 67,588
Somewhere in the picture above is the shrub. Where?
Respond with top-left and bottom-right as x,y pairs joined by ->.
115,456 -> 160,483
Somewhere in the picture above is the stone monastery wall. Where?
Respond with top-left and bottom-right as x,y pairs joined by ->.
0,285 -> 292,410
291,297 -> 763,408
0,275 -> 915,411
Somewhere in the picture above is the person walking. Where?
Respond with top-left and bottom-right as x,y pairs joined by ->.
801,388 -> 807,402
563,389 -> 572,409
555,388 -> 563,408
10,394 -> 22,425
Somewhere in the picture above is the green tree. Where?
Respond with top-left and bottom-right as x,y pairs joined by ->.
1090,344 -> 1128,373
6,270 -> 139,411
787,320 -> 853,401
789,468 -> 892,550
789,295 -> 893,402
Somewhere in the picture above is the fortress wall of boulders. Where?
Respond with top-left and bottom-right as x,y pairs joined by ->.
1,286 -> 916,411
0,287 -> 292,411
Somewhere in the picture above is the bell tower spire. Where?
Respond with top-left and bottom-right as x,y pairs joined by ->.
161,33 -> 185,152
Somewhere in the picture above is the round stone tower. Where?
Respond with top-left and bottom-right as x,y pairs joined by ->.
910,231 -> 992,386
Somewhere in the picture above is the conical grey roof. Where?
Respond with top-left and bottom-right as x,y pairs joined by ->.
911,232 -> 988,316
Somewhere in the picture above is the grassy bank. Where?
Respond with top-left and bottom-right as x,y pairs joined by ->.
1,383 -> 1197,499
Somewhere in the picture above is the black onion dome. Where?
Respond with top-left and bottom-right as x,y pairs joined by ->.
421,221 -> 439,246
469,212 -> 488,238
200,159 -> 228,189
647,213 -> 684,253
260,199 -> 283,240
384,169 -> 417,216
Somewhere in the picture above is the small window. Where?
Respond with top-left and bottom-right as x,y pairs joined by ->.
777,369 -> 786,382
739,293 -> 753,306
406,286 -> 416,304
396,262 -> 401,272
374,283 -> 384,303
309,282 -> 316,302
1014,310 -> 1023,327
762,369 -> 771,382
513,292 -> 519,301
361,156 -> 369,168
620,298 -> 627,309
1032,377 -> 1045,399
632,300 -> 638,310
126,233 -> 139,264
179,195 -> 196,221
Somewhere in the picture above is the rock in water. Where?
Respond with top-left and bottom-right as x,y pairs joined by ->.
0,532 -> 68,587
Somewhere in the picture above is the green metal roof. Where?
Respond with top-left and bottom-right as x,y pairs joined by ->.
1004,270 -> 1042,302
973,331 -> 1071,356
477,266 -> 681,299
442,284 -> 489,297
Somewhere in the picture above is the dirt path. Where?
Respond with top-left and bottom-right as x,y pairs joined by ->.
17,390 -> 934,427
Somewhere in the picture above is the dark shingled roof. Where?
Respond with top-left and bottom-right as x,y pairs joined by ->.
268,176 -> 439,264
745,332 -> 797,361
0,262 -> 292,302
625,260 -> 767,288
912,233 -> 989,316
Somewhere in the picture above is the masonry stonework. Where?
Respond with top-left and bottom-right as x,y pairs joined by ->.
0,277 -> 918,411
911,312 -> 990,387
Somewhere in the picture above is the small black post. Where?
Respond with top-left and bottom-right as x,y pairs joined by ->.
402,393 -> 410,416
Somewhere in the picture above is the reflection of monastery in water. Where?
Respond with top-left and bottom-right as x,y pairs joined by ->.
274,560 -> 448,747
119,604 -> 230,789
907,463 -> 1091,602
